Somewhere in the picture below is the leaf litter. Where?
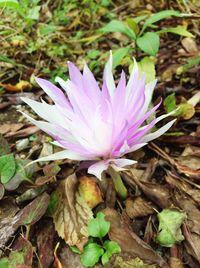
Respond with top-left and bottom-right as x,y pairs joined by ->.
0,0 -> 200,267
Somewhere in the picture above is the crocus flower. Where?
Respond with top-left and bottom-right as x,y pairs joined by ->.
21,53 -> 175,179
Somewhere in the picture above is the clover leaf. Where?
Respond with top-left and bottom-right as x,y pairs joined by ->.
88,212 -> 110,238
80,243 -> 104,267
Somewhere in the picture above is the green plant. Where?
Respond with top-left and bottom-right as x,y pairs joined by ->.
99,10 -> 194,56
71,212 -> 121,267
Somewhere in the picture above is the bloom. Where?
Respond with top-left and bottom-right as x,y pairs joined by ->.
21,53 -> 175,179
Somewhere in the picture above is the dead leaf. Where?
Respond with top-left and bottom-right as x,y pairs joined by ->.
0,184 -> 5,200
125,197 -> 155,219
0,192 -> 50,248
181,38 -> 199,54
0,123 -> 24,135
37,219 -> 55,268
149,143 -> 200,180
56,244 -> 84,268
183,224 -> 200,263
0,197 -> 19,221
124,170 -> 171,208
78,176 -> 103,209
0,81 -> 32,92
103,208 -> 169,268
1,236 -> 33,268
5,125 -> 39,138
52,173 -> 93,250
169,257 -> 184,268
107,256 -> 157,268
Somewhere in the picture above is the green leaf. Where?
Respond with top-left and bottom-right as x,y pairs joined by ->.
99,20 -> 136,40
176,55 -> 200,75
157,26 -> 194,38
136,32 -> 160,56
137,56 -> 156,83
80,243 -> 104,267
0,258 -> 9,268
102,240 -> 121,265
141,10 -> 181,33
126,18 -> 139,35
0,0 -> 25,17
27,5 -> 40,20
88,212 -> 110,238
46,191 -> 59,216
39,24 -> 57,36
112,47 -> 130,69
70,245 -> 82,254
133,15 -> 148,24
0,154 -> 16,184
156,208 -> 186,247
164,93 -> 176,113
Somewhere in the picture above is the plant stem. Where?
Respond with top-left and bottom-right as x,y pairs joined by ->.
108,166 -> 127,199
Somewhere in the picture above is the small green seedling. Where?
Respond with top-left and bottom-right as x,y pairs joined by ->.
71,212 -> 121,267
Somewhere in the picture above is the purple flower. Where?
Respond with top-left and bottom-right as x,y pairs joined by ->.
21,53 -> 175,179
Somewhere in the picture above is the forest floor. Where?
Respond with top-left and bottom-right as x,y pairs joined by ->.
0,1 -> 200,267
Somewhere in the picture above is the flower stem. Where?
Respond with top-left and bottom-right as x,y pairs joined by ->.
108,166 -> 127,199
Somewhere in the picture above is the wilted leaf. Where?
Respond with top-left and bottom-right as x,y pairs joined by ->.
0,184 -> 5,200
0,80 -> 32,92
0,193 -> 50,248
52,174 -> 93,250
0,135 -> 10,156
0,154 -> 16,184
37,220 -> 55,268
176,103 -> 195,120
79,176 -> 103,209
136,32 -> 160,56
110,256 -> 157,268
125,197 -> 154,219
80,243 -> 104,267
103,208 -> 168,267
156,208 -> 186,247
181,37 -> 198,53
9,236 -> 33,267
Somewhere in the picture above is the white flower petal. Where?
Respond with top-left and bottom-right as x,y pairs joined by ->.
88,160 -> 109,179
141,119 -> 176,143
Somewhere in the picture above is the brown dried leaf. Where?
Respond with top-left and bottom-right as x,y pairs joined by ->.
78,176 -> 103,209
5,125 -> 39,138
183,224 -> 200,263
0,193 -> 50,248
125,197 -> 154,219
0,123 -> 24,135
103,208 -> 169,268
169,257 -> 184,268
149,143 -> 200,179
37,219 -> 55,268
52,173 -> 93,250
125,170 -> 171,208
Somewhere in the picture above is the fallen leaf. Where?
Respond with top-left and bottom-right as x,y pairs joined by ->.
0,193 -> 50,248
0,123 -> 24,135
181,37 -> 199,54
108,256 -> 157,268
125,197 -> 154,219
0,81 -> 32,92
36,219 -> 55,268
155,209 -> 186,247
1,236 -> 33,268
5,125 -> 39,138
0,134 -> 10,156
79,176 -> 103,209
52,173 -> 93,250
103,208 -> 169,267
